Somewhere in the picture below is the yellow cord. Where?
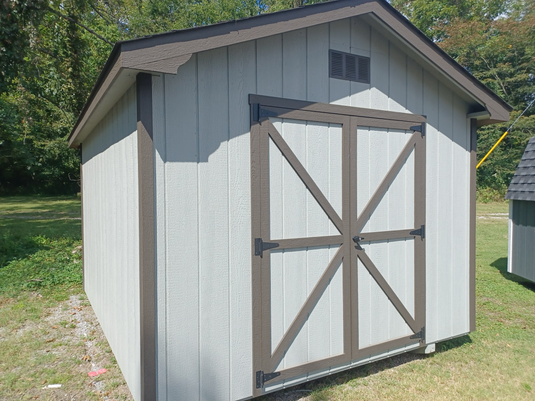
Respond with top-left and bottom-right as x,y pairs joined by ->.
476,95 -> 535,169
476,130 -> 509,169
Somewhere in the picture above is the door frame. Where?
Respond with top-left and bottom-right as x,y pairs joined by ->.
249,94 -> 426,396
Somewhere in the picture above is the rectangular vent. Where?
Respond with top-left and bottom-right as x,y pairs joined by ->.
329,50 -> 370,84
331,51 -> 344,79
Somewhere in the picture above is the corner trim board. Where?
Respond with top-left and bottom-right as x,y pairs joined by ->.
137,73 -> 157,401
80,145 -> 85,293
469,118 -> 477,332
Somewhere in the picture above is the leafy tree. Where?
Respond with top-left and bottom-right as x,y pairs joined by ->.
0,0 -> 116,194
392,0 -> 535,193
1,0 -> 533,195
390,0 -> 512,41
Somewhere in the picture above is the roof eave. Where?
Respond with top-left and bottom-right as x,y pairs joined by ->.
68,0 -> 512,148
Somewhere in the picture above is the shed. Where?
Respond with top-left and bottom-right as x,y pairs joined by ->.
68,0 -> 512,400
506,137 -> 535,282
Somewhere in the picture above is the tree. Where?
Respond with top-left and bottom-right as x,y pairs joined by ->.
0,0 -> 117,194
391,0 -> 535,193
390,0 -> 512,41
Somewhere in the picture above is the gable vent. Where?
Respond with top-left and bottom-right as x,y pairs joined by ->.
329,50 -> 370,84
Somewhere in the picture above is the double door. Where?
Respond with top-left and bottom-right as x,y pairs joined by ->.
250,95 -> 426,394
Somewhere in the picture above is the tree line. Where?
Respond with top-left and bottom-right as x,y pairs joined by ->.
1,0 -> 533,195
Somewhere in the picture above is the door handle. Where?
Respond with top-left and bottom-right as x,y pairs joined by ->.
352,236 -> 364,250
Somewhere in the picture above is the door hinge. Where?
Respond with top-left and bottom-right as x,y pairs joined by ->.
409,225 -> 425,239
410,327 -> 425,342
256,370 -> 281,388
410,122 -> 426,137
255,238 -> 279,257
252,103 -> 279,123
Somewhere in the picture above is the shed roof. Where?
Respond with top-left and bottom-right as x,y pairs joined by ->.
68,0 -> 512,148
505,137 -> 535,202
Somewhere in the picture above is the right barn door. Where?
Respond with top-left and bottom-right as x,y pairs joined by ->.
351,118 -> 426,357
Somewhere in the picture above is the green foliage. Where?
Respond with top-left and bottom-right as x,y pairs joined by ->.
0,236 -> 83,295
392,0 -> 535,194
390,0 -> 512,41
476,187 -> 509,203
0,196 -> 82,296
0,231 -> 41,268
1,0 -> 533,195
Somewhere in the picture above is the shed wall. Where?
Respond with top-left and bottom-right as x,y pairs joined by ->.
508,200 -> 535,282
82,84 -> 141,401
152,16 -> 472,400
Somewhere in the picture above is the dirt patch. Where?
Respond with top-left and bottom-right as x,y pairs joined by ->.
0,294 -> 133,401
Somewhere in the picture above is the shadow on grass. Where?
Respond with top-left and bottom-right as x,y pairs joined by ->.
0,233 -> 46,269
260,335 -> 472,401
436,334 -> 472,353
1,218 -> 81,239
491,257 -> 535,291
0,218 -> 81,269
0,196 -> 81,215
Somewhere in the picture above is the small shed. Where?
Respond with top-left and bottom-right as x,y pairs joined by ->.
506,137 -> 535,282
68,1 -> 511,400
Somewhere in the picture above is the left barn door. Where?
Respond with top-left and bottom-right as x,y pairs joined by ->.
250,98 -> 353,394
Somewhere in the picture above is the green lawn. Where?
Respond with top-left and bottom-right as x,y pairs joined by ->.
1,196 -> 534,400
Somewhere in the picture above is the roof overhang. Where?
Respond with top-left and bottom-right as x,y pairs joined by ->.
68,0 -> 512,148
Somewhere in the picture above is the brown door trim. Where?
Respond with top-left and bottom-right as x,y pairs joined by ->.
250,94 -> 427,123
355,250 -> 418,332
268,247 -> 344,372
251,107 -> 352,397
265,120 -> 344,232
354,131 -> 419,233
250,96 -> 426,394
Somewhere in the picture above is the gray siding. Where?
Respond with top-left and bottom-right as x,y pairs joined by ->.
508,200 -> 535,282
82,84 -> 141,401
153,16 -> 472,400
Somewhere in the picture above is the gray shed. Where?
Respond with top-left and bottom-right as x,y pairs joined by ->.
68,0 -> 511,400
506,137 -> 535,282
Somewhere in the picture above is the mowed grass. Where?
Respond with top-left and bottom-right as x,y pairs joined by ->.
262,201 -> 535,401
1,196 -> 534,400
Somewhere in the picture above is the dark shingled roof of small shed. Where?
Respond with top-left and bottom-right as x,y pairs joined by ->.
506,137 -> 535,201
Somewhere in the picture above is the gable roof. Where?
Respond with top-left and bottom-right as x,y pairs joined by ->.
505,137 -> 535,202
68,0 -> 512,148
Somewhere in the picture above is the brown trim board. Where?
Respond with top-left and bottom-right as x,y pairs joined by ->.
470,119 -> 477,332
80,145 -> 85,293
136,73 -> 157,401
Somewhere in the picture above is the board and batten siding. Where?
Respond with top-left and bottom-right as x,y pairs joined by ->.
82,84 -> 141,401
152,16 -> 472,400
508,200 -> 535,282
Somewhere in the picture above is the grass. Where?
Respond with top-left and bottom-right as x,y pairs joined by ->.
0,196 -> 131,400
1,196 -> 534,400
